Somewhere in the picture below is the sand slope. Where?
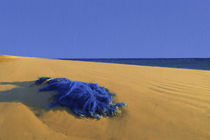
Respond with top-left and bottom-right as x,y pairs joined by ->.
0,55 -> 210,140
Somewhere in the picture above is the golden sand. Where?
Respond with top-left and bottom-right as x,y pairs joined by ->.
0,55 -> 210,140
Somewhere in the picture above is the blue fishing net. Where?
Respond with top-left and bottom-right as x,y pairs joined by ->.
35,77 -> 126,119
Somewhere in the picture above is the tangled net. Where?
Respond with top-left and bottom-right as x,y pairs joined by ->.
35,77 -> 126,119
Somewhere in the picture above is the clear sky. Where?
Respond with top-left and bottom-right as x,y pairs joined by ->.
0,0 -> 209,58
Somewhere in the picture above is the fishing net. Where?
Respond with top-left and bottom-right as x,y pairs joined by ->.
35,77 -> 126,119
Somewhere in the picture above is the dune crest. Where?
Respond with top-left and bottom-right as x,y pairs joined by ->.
0,56 -> 210,140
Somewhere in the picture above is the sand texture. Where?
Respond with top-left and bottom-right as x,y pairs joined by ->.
0,55 -> 210,140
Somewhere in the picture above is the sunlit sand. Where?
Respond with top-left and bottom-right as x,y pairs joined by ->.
0,55 -> 210,140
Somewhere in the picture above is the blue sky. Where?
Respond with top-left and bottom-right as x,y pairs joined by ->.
0,0 -> 209,58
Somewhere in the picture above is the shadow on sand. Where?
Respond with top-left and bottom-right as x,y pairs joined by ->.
0,81 -> 79,117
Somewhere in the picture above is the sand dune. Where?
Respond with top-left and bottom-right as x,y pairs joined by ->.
0,55 -> 210,140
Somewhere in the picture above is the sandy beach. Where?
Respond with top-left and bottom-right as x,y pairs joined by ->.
0,55 -> 210,140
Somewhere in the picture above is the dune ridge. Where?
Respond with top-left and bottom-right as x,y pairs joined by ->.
0,55 -> 210,140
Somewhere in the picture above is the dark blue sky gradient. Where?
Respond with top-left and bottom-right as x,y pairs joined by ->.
0,0 -> 209,58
